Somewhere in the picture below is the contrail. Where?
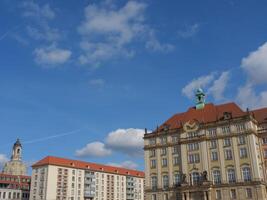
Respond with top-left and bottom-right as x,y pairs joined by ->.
0,25 -> 22,41
0,129 -> 82,149
23,129 -> 82,144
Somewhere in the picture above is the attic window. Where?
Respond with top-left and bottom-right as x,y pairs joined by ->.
70,163 -> 75,167
115,170 -> 118,173
223,112 -> 232,120
100,167 -> 104,171
86,165 -> 90,169
163,124 -> 169,131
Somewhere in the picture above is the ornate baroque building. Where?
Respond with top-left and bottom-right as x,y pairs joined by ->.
2,139 -> 27,176
0,139 -> 30,200
144,89 -> 267,200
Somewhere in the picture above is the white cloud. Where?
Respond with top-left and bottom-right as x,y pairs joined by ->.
178,23 -> 200,38
236,83 -> 267,109
22,1 -> 60,42
106,128 -> 145,156
107,160 -> 138,170
75,128 -> 145,158
89,79 -> 106,87
145,30 -> 174,52
78,1 -> 173,65
241,42 -> 267,84
182,73 -> 215,98
0,154 -> 8,168
75,142 -> 112,157
22,2 -> 55,20
26,25 -> 60,42
34,45 -> 72,66
208,71 -> 230,101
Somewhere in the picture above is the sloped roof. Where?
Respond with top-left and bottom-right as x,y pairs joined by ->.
252,108 -> 267,123
32,156 -> 144,178
158,102 -> 247,130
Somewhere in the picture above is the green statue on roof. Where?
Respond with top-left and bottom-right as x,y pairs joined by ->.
195,88 -> 205,110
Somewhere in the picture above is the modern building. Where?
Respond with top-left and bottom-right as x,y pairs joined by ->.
30,156 -> 145,200
144,88 -> 267,200
0,139 -> 30,200
2,139 -> 27,176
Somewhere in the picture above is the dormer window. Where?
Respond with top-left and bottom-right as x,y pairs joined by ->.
223,112 -> 232,120
163,124 -> 169,131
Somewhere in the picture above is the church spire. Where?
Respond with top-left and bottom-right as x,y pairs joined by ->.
11,138 -> 22,161
195,88 -> 205,110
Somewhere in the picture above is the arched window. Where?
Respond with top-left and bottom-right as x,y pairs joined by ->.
174,173 -> 181,186
163,175 -> 169,189
242,167 -> 251,182
213,170 -> 221,184
227,168 -> 236,183
17,149 -> 20,154
191,172 -> 200,185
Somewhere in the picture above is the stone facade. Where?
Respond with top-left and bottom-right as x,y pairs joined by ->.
2,139 -> 27,176
144,89 -> 267,200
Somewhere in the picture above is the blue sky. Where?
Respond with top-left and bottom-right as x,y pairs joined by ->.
0,0 -> 267,171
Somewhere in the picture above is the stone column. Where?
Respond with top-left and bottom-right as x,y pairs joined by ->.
203,191 -> 207,200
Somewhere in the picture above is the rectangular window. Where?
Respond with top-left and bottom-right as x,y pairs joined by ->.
164,193 -> 168,200
173,156 -> 179,166
224,138 -> 231,147
230,189 -> 236,199
210,140 -> 217,149
188,143 -> 199,151
264,150 -> 267,158
150,149 -> 156,157
236,124 -> 246,133
172,136 -> 178,143
216,190 -> 221,199
152,194 -> 157,200
238,136 -> 246,145
222,126 -> 230,134
161,137 -> 167,144
225,149 -> 232,160
246,188 -> 252,198
240,148 -> 248,158
161,148 -> 167,155
150,160 -> 156,169
173,146 -> 179,154
188,132 -> 198,138
149,138 -> 156,145
208,128 -> 217,137
162,158 -> 168,167
263,138 -> 267,144
211,151 -> 218,161
188,154 -> 200,163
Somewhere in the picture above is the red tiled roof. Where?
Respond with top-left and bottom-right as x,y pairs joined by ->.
32,156 -> 144,178
252,108 -> 267,123
159,102 -> 247,130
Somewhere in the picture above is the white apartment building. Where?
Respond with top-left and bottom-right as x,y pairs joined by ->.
30,156 -> 144,200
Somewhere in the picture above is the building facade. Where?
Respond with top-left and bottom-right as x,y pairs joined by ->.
30,156 -> 144,200
0,173 -> 31,200
0,139 -> 30,200
2,139 -> 27,176
144,89 -> 267,200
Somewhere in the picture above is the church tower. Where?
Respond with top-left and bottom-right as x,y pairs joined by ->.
2,139 -> 27,176
11,139 -> 22,161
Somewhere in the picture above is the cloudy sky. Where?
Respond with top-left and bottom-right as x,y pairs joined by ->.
0,0 -> 267,171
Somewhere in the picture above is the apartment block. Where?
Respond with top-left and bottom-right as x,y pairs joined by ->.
30,156 -> 144,200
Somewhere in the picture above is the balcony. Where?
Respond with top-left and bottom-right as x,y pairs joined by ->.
84,190 -> 95,198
